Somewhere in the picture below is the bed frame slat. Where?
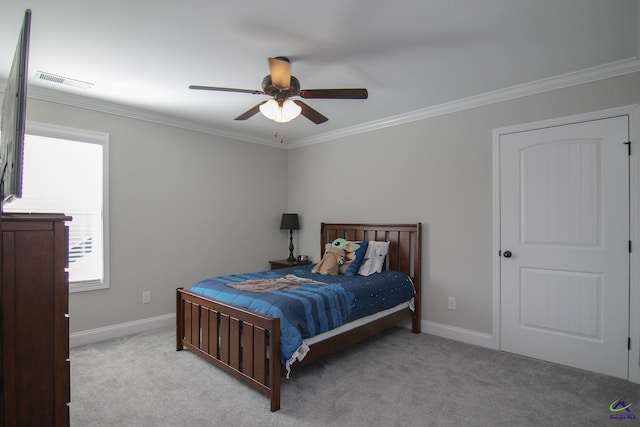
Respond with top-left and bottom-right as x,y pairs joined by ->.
399,231 -> 410,272
210,310 -> 219,357
219,314 -> 230,364
254,328 -> 267,384
229,317 -> 241,370
201,308 -> 210,353
183,301 -> 191,344
242,323 -> 254,377
387,232 -> 399,272
191,303 -> 201,347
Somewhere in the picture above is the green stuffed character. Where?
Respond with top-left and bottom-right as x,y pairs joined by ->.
312,238 -> 361,275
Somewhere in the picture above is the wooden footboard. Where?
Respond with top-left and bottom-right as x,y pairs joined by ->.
176,287 -> 281,411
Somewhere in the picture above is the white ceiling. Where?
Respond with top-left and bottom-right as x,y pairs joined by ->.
1,1 -> 639,147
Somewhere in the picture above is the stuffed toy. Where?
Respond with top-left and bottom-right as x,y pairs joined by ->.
312,238 -> 361,275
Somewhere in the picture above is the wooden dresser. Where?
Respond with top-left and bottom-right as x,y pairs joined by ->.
0,213 -> 71,427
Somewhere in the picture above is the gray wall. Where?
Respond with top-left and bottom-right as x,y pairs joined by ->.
23,98 -> 289,333
4,71 -> 638,338
287,72 -> 640,335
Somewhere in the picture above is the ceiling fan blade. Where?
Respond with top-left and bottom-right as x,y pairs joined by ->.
298,88 -> 368,99
189,85 -> 264,95
268,57 -> 291,89
294,100 -> 328,124
234,101 -> 267,120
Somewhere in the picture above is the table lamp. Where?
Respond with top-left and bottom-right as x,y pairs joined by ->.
280,213 -> 300,262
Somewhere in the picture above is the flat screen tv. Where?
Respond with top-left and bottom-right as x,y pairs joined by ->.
1,9 -> 31,204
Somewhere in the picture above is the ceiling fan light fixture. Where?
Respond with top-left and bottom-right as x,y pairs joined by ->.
259,99 -> 301,123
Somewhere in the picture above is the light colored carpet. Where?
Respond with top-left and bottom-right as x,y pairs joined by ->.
70,326 -> 639,426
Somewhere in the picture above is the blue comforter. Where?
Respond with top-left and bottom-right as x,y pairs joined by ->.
189,264 -> 415,366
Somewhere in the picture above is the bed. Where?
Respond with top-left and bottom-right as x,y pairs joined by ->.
176,222 -> 422,411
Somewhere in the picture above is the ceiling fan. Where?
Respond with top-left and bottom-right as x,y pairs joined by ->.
189,57 -> 368,124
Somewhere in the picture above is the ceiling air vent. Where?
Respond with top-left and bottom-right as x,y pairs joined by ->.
35,71 -> 93,89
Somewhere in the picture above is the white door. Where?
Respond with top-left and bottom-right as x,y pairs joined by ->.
500,116 -> 629,379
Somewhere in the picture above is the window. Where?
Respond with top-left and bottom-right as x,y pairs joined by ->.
4,121 -> 109,292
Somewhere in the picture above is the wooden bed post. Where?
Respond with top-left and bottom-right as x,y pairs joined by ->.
270,317 -> 281,412
413,223 -> 422,334
176,287 -> 184,351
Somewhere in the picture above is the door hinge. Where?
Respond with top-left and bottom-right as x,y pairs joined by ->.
629,337 -> 632,350
629,241 -> 632,253
624,141 -> 631,155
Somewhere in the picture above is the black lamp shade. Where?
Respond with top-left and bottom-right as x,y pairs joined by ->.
280,213 -> 300,230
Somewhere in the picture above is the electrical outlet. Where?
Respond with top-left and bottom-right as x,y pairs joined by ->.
142,291 -> 151,304
448,297 -> 456,310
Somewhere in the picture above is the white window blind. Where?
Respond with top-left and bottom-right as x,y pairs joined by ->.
4,122 -> 109,292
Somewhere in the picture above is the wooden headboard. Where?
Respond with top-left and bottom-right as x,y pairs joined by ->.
320,222 -> 422,326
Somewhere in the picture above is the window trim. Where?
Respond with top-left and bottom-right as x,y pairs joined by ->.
25,121 -> 110,292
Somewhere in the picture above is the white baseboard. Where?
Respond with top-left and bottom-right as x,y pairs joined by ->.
69,314 -> 495,353
70,313 -> 175,348
422,320 -> 497,350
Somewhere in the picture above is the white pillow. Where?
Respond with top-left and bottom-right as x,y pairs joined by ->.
357,241 -> 390,276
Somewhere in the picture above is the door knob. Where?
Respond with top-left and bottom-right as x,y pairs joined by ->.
503,250 -> 512,258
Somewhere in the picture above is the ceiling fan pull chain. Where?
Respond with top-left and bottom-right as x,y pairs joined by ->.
273,126 -> 286,143
273,129 -> 285,143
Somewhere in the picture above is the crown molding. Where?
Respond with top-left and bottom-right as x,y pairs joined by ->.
2,57 -> 639,149
0,80 -> 271,147
288,57 -> 640,148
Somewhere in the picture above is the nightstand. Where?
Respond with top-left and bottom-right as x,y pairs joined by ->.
269,259 -> 312,270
